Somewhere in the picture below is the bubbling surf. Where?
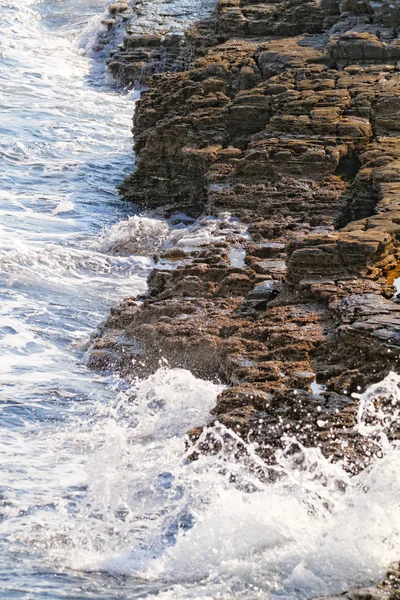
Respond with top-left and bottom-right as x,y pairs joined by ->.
3,367 -> 400,599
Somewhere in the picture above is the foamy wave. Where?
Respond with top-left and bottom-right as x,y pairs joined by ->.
98,212 -> 247,260
0,230 -> 151,282
165,212 -> 249,250
100,215 -> 170,255
52,200 -> 75,215
75,5 -> 130,59
75,12 -> 109,56
3,370 -> 399,599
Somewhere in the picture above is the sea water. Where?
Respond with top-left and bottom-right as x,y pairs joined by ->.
1,0 -> 400,598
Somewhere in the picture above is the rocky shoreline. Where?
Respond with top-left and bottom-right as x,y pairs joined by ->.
88,0 -> 400,595
91,0 -> 400,465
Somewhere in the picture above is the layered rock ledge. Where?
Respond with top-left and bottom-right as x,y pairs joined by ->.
89,0 -> 400,592
91,0 -> 400,465
92,0 -> 217,85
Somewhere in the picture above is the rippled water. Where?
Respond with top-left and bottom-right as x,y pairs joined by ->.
0,0 -> 151,595
1,1 -> 400,599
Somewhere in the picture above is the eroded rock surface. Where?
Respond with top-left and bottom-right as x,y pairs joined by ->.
91,0 -> 217,86
316,560 -> 400,600
87,3 -> 400,588
88,0 -> 400,469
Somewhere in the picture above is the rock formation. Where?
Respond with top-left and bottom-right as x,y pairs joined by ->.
317,560 -> 400,600
88,1 -> 400,591
93,0 -> 217,85
90,0 -> 400,469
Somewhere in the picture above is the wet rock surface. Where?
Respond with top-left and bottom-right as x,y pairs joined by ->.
87,0 -> 400,590
92,0 -> 217,86
317,560 -> 400,600
89,215 -> 400,473
90,0 -> 400,465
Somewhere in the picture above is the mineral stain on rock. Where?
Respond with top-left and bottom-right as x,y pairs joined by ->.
387,262 -> 400,296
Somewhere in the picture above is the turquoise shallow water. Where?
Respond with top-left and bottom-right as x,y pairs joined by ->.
1,1 -> 400,599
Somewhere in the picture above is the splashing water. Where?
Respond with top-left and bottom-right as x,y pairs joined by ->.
99,216 -> 171,255
3,367 -> 400,599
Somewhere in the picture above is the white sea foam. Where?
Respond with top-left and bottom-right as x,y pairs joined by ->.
2,370 -> 399,599
76,11 -> 110,56
76,3 -> 130,59
69,372 -> 400,599
0,233 -> 151,281
52,200 -> 75,215
98,211 -> 248,259
165,213 -> 249,250
100,215 -> 170,255
0,0 -> 150,414
0,190 -> 17,202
